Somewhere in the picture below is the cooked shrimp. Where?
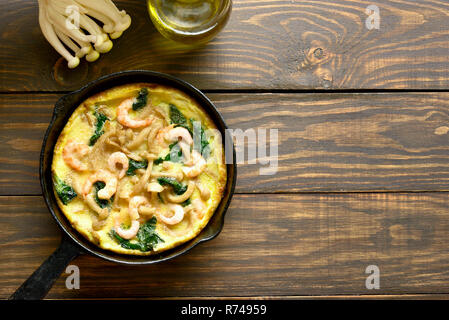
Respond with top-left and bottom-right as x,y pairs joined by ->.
108,152 -> 129,179
158,204 -> 185,225
196,181 -> 210,200
165,127 -> 193,161
155,124 -> 174,145
129,196 -> 148,220
166,126 -> 193,145
63,140 -> 89,171
83,169 -> 118,199
191,198 -> 206,219
182,150 -> 206,178
114,219 -> 140,240
117,98 -> 153,128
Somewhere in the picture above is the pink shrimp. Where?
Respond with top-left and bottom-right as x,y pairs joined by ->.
191,198 -> 206,219
166,126 -> 193,145
114,219 -> 140,240
82,169 -> 117,199
158,204 -> 185,225
114,196 -> 150,240
155,124 -> 174,145
165,127 -> 193,161
117,98 -> 153,128
108,151 -> 129,179
62,140 -> 89,171
182,150 -> 206,178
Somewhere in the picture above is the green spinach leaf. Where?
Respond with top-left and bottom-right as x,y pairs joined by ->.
167,142 -> 183,162
191,119 -> 210,158
157,177 -> 187,195
93,181 -> 113,208
89,108 -> 108,146
132,88 -> 149,111
126,159 -> 148,176
181,198 -> 191,207
110,217 -> 164,252
155,141 -> 183,164
200,128 -> 210,157
137,217 -> 164,251
154,157 -> 164,165
53,175 -> 77,205
169,104 -> 187,125
110,230 -> 144,251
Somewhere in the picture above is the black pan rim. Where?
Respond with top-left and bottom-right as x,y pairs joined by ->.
39,70 -> 237,265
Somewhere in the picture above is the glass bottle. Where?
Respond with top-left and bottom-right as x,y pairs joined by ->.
147,0 -> 232,44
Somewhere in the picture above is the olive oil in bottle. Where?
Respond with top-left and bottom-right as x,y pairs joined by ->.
147,0 -> 232,44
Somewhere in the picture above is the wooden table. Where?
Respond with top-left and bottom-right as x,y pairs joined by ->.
2,0 -> 449,300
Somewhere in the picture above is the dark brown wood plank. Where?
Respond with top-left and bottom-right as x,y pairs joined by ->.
0,196 -> 60,299
2,193 -> 449,299
47,294 -> 449,300
3,92 -> 449,194
2,0 -> 449,91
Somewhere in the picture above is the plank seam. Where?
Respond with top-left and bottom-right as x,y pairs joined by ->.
43,293 -> 449,300
4,190 -> 449,197
3,89 -> 449,95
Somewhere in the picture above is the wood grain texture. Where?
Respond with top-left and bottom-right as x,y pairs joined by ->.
3,92 -> 449,194
2,193 -> 449,299
166,294 -> 449,300
1,0 -> 449,91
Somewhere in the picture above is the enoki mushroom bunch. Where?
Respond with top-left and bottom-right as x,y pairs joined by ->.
38,0 -> 131,68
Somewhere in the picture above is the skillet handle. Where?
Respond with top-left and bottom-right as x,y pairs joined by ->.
9,236 -> 81,300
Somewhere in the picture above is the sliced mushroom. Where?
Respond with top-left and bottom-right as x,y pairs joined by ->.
165,181 -> 195,204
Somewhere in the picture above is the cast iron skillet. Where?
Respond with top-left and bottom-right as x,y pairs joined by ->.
9,70 -> 236,300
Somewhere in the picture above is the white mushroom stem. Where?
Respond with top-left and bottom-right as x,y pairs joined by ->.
165,181 -> 195,203
55,28 -> 88,58
49,0 -> 88,16
54,23 -> 93,57
76,7 -> 116,33
75,0 -> 131,33
78,14 -> 107,48
38,0 -> 79,69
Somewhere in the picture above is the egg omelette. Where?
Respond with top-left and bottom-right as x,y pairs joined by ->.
52,83 -> 227,255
